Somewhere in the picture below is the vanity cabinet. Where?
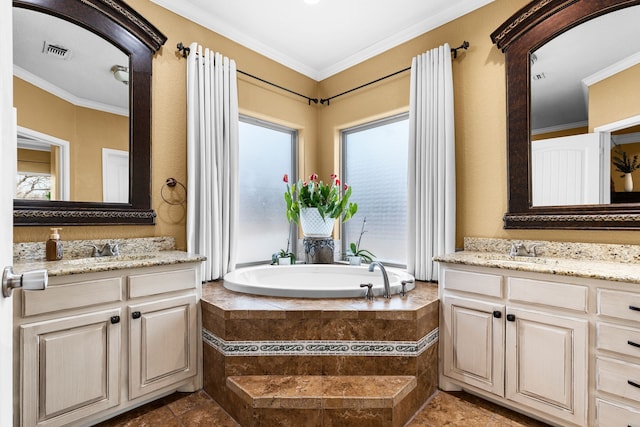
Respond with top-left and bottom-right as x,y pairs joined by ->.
21,309 -> 122,427
14,263 -> 202,427
440,266 -> 588,426
595,288 -> 640,426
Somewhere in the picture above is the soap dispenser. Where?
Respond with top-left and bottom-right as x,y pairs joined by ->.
46,228 -> 63,261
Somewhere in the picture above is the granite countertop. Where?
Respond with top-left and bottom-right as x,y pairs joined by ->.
434,251 -> 640,284
434,237 -> 640,285
13,250 -> 206,277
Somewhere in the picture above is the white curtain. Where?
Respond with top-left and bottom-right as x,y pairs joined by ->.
407,43 -> 456,282
186,43 -> 239,281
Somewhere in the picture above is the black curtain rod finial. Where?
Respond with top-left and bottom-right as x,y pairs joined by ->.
176,42 -> 190,58
451,40 -> 470,59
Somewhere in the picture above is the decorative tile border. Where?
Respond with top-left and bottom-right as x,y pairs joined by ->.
202,327 -> 438,357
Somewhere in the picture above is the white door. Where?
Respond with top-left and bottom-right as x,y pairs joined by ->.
531,133 -> 607,206
102,148 -> 129,203
1,0 -> 15,424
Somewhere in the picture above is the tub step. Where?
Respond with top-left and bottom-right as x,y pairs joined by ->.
227,375 -> 417,427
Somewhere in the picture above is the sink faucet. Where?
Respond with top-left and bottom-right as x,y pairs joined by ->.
88,242 -> 120,257
509,242 -> 543,257
368,261 -> 391,299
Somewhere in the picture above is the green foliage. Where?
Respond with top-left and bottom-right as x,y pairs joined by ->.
271,249 -> 296,265
283,173 -> 358,224
613,147 -> 640,177
349,242 -> 375,263
348,217 -> 375,263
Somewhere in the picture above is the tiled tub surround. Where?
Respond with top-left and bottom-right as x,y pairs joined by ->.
200,281 -> 439,427
436,237 -> 640,427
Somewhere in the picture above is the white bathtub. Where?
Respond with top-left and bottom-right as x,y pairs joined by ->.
223,264 -> 416,298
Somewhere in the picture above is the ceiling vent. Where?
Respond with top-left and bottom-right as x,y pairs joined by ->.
42,41 -> 72,60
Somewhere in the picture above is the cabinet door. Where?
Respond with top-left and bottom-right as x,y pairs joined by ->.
442,295 -> 505,396
21,309 -> 121,427
505,307 -> 587,426
129,294 -> 197,399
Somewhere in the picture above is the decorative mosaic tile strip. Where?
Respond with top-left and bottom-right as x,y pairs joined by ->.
202,327 -> 438,357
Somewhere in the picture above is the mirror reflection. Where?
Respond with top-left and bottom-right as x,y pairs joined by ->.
530,5 -> 640,207
13,7 -> 129,203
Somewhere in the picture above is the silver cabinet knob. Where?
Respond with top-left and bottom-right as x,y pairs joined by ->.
2,266 -> 48,297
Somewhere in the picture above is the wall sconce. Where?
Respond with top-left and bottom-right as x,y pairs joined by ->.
111,65 -> 129,85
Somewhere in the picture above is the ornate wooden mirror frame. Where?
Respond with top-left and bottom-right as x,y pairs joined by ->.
491,0 -> 640,229
13,0 -> 166,225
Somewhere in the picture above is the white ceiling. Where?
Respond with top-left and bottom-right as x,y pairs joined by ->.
151,0 -> 494,81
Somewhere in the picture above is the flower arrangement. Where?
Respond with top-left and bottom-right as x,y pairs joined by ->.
283,173 -> 358,224
613,147 -> 640,176
348,217 -> 375,263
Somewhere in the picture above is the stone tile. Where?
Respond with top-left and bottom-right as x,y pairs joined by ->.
321,355 -> 416,376
321,318 -> 418,341
227,375 -> 323,409
225,355 -> 324,376
167,390 -> 212,416
323,408 -> 391,427
406,391 -> 550,427
257,408 -> 323,427
177,399 -> 240,427
225,318 -> 323,340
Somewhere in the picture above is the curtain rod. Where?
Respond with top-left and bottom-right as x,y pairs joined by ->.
319,41 -> 470,105
176,43 -> 319,105
177,40 -> 469,107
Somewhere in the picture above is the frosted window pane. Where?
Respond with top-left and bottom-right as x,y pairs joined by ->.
343,115 -> 409,265
237,119 -> 294,264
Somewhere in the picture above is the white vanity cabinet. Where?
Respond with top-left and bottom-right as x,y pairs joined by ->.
440,265 -> 588,427
595,288 -> 640,426
14,262 -> 202,427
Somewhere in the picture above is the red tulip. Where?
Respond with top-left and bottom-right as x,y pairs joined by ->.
335,179 -> 340,186
283,174 -> 289,183
344,184 -> 349,191
309,173 -> 318,181
330,173 -> 337,180
303,181 -> 308,187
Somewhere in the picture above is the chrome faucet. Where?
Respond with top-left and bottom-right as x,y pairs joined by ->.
368,261 -> 391,299
509,241 -> 543,257
88,242 -> 120,257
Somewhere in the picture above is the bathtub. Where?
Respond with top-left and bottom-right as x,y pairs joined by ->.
223,264 -> 416,298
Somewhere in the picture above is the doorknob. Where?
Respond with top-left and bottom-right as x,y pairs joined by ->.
2,266 -> 48,297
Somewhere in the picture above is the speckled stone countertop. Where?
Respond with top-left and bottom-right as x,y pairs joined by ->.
12,237 -> 205,277
434,237 -> 640,284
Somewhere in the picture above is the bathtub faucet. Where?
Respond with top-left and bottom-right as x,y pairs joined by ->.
368,261 -> 391,299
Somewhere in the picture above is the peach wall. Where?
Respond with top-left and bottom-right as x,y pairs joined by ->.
589,63 -> 640,131
15,0 -> 640,248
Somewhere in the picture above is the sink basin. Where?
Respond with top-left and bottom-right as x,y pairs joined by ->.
61,254 -> 156,265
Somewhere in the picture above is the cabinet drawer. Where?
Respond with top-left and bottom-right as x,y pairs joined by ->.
597,357 -> 640,404
23,277 -> 122,316
598,322 -> 640,359
507,277 -> 587,312
128,268 -> 196,298
597,399 -> 640,427
442,269 -> 502,298
598,289 -> 640,322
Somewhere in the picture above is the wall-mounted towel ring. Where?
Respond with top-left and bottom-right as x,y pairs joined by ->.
161,178 -> 187,205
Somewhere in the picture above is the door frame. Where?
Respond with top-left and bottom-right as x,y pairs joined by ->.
0,0 -> 15,424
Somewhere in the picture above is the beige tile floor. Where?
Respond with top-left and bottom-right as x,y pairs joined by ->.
95,389 -> 550,426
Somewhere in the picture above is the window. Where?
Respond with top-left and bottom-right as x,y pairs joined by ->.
16,173 -> 52,200
237,116 -> 297,265
342,114 -> 409,266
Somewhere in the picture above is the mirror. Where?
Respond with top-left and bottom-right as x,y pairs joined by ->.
491,0 -> 640,229
12,0 -> 166,225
